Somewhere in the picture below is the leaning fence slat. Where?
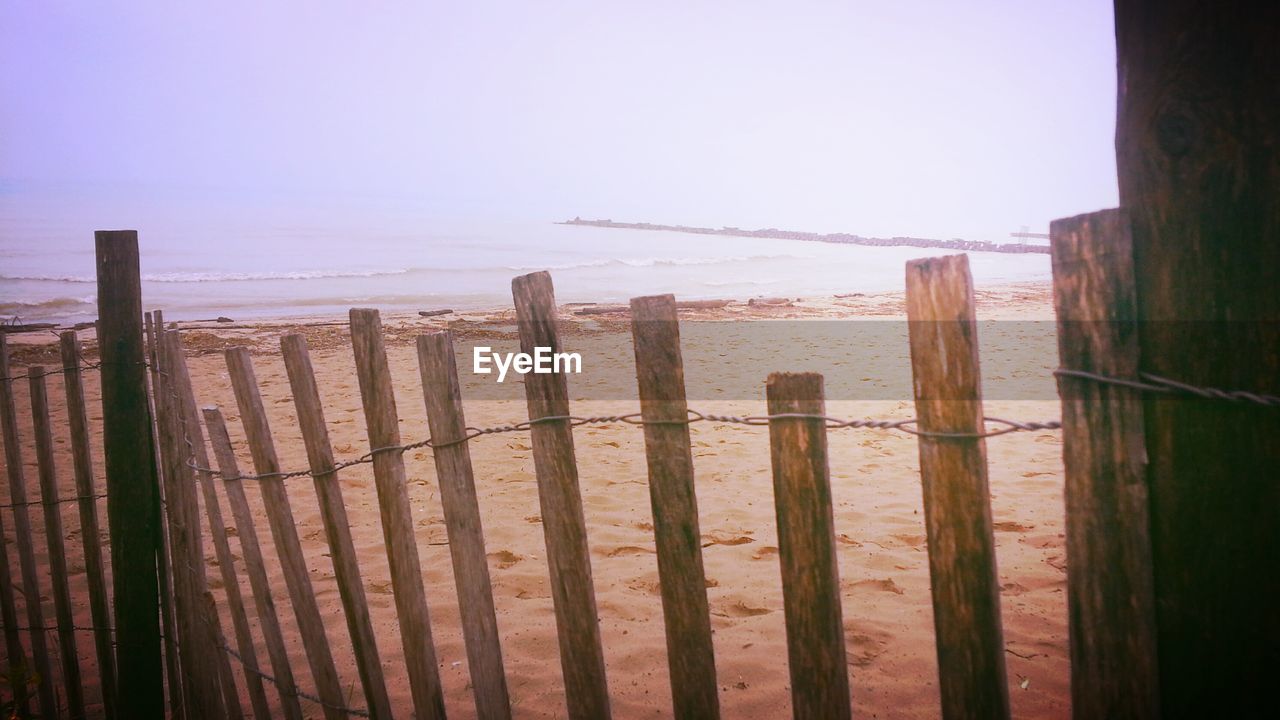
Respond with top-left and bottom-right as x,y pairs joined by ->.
146,311 -> 185,720
203,407 -> 305,720
905,254 -> 1010,720
0,459 -> 26,718
766,372 -> 851,720
159,332 -> 227,719
0,334 -> 59,718
348,309 -> 447,720
59,330 -> 119,719
165,332 -> 259,720
417,330 -> 512,720
280,333 -> 394,720
30,366 -> 87,719
629,295 -> 719,720
225,347 -> 347,720
1050,209 -> 1159,718
511,272 -> 612,720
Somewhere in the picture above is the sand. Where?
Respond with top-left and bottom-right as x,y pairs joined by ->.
1,281 -> 1069,719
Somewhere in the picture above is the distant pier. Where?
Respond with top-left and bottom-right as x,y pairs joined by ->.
559,217 -> 1050,255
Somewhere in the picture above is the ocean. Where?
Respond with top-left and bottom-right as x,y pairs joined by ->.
1,198 -> 1051,324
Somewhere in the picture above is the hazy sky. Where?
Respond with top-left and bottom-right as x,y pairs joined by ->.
1,1 -> 1118,241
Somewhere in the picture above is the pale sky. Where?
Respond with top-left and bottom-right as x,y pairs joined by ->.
1,0 -> 1118,241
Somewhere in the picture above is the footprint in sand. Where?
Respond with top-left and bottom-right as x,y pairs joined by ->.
712,599 -> 773,618
604,545 -> 656,558
751,546 -> 779,560
845,624 -> 894,667
701,530 -> 755,548
488,550 -> 523,569
845,578 -> 905,595
1001,582 -> 1030,596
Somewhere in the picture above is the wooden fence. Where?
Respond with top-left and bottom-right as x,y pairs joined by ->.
0,211 -> 1160,719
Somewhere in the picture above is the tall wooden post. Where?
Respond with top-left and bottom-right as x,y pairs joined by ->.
511,272 -> 612,720
905,255 -> 1009,720
629,295 -> 719,720
96,230 -> 164,717
1114,2 -> 1280,714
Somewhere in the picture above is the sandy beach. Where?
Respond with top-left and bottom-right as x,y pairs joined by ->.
2,281 -> 1069,719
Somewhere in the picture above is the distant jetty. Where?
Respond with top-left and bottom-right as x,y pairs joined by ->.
559,217 -> 1050,255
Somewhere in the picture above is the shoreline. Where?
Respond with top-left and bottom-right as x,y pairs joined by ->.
1,280 -> 1053,346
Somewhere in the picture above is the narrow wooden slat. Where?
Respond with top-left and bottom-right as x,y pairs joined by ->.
765,372 -> 851,720
165,332 -> 259,719
510,272 -> 611,720
146,311 -> 185,720
59,330 -> 119,720
224,347 -> 347,720
0,462 -> 27,718
203,407 -> 305,720
1050,210 -> 1158,718
154,330 -> 225,717
628,295 -> 718,720
0,334 -> 59,718
29,366 -> 86,719
95,230 -> 163,716
159,332 -> 227,719
348,309 -> 446,720
280,333 -> 393,720
905,254 -> 1010,720
417,331 -> 511,720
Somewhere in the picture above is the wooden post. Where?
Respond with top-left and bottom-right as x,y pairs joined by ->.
0,489 -> 27,718
164,332 -> 256,719
224,347 -> 347,720
59,330 -> 119,719
0,422 -> 27,720
155,333 -> 224,720
95,230 -> 163,717
145,311 -> 184,720
30,367 -> 87,719
1050,210 -> 1159,717
510,272 -> 611,720
203,407 -> 305,720
905,254 -> 1010,720
628,295 -> 719,720
417,331 -> 512,720
348,309 -> 446,720
1114,2 -> 1280,713
765,372 -> 851,720
1,334 -> 60,718
280,333 -> 394,720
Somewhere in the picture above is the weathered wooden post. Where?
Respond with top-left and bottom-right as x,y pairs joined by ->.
0,335 -> 55,718
512,272 -> 612,720
95,230 -> 164,717
1050,210 -> 1158,718
203,407 -> 305,720
349,309 -> 447,720
1114,1 -> 1280,713
766,372 -> 851,720
629,295 -> 719,720
282,333 -> 394,720
29,366 -> 86,719
226,347 -> 347,720
905,255 -> 1009,720
417,330 -> 512,720
60,330 -> 119,719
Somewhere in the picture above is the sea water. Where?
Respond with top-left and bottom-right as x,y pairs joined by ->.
1,193 -> 1050,323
